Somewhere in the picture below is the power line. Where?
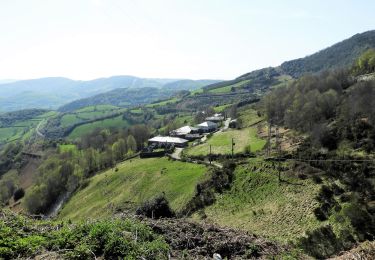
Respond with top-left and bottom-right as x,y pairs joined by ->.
266,158 -> 375,163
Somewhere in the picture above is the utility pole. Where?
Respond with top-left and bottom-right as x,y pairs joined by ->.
209,145 -> 212,164
276,126 -> 281,183
267,122 -> 272,157
231,138 -> 235,159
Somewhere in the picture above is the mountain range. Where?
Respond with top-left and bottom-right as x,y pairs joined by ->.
0,76 -> 219,112
1,30 -> 375,113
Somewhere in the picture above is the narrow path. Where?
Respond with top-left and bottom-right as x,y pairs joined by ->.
223,117 -> 231,131
35,120 -> 45,138
170,147 -> 183,160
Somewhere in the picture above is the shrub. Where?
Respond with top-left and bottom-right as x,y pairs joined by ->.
298,225 -> 343,258
136,195 -> 175,219
13,188 -> 25,201
0,213 -> 170,259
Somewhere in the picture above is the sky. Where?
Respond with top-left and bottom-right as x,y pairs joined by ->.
0,0 -> 374,81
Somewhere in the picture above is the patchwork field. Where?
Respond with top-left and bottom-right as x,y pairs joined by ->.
146,97 -> 180,108
197,160 -> 323,242
67,115 -> 129,140
60,105 -> 126,128
185,127 -> 266,156
59,157 -> 208,221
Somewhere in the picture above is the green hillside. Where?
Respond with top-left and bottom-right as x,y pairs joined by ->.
185,127 -> 265,156
199,160 -> 322,242
68,115 -> 129,140
59,158 -> 208,221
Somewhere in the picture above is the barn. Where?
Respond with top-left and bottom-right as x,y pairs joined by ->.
196,121 -> 218,133
170,125 -> 199,138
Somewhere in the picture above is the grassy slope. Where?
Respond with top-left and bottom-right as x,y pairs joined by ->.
146,97 -> 180,108
238,107 -> 264,127
186,127 -> 266,156
60,105 -> 126,128
68,115 -> 129,140
59,157 -> 208,221
213,104 -> 232,112
208,79 -> 251,94
199,160 -> 323,242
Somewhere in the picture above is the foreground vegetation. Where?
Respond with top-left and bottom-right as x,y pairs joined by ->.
0,209 -> 169,259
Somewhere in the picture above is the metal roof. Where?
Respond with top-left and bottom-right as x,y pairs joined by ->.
171,125 -> 198,135
148,136 -> 189,144
197,121 -> 218,128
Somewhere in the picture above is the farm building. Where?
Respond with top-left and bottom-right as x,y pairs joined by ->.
205,113 -> 224,122
196,121 -> 218,132
148,136 -> 189,147
170,125 -> 199,137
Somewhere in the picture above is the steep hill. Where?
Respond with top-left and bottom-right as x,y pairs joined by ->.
280,30 -> 375,77
204,30 -> 375,93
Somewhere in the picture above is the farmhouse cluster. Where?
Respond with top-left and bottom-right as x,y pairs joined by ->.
142,113 -> 225,157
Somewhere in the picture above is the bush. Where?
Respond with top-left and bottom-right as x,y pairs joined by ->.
136,195 -> 175,219
13,188 -> 25,201
0,212 -> 170,259
298,225 -> 343,258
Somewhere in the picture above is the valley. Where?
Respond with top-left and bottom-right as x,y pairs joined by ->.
0,31 -> 375,259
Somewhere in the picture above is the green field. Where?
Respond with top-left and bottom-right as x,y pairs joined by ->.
60,114 -> 81,127
191,88 -> 204,95
146,98 -> 179,108
238,107 -> 264,127
60,106 -> 126,128
185,127 -> 266,156
208,80 -> 251,94
0,127 -> 25,143
76,105 -> 120,113
59,157 -> 208,221
68,116 -> 129,140
0,111 -> 59,144
198,160 -> 323,242
35,111 -> 59,119
214,104 -> 232,112
58,144 -> 78,154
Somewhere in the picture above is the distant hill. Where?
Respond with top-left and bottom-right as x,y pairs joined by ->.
0,76 -> 219,112
162,79 -> 219,91
204,30 -> 375,93
59,87 -> 175,112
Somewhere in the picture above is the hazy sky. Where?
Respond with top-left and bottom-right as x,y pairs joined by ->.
0,0 -> 374,80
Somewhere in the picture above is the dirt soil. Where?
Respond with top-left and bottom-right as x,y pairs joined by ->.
125,215 -> 288,259
329,241 -> 375,260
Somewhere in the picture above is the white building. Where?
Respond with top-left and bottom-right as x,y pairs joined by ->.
148,136 -> 189,147
170,125 -> 199,137
196,121 -> 218,132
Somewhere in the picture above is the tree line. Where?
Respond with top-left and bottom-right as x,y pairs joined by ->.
25,124 -> 151,214
262,67 -> 375,152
